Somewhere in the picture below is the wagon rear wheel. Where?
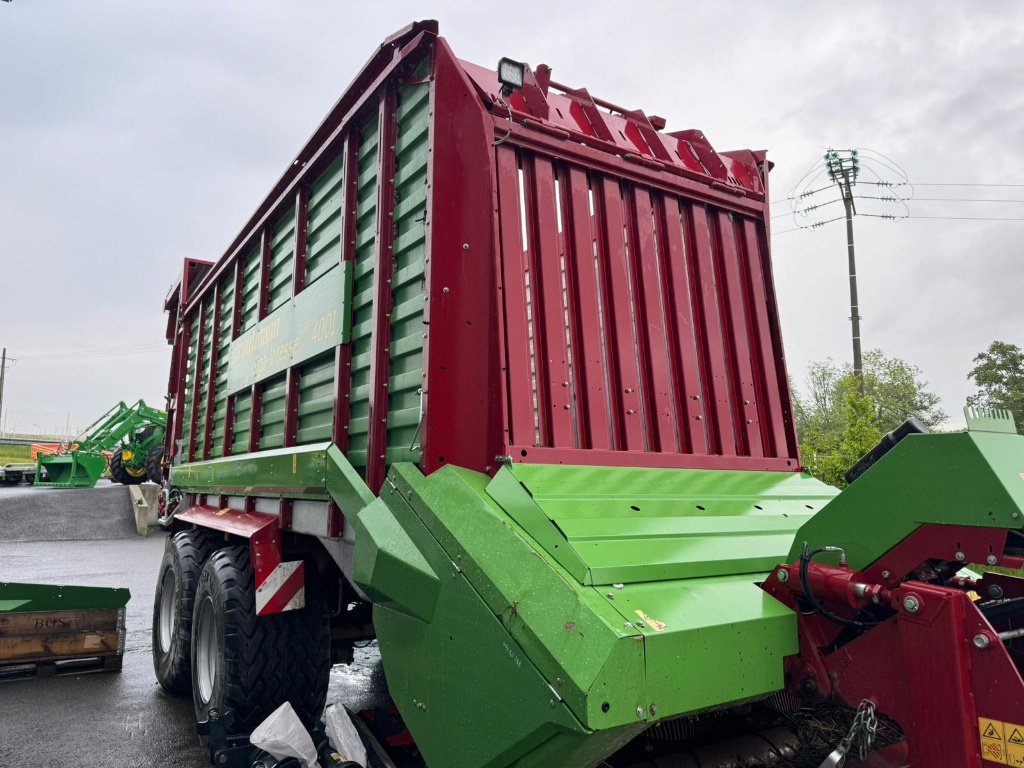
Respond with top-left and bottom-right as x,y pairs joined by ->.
191,546 -> 330,736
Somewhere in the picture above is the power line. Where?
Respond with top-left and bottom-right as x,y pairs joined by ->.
910,182 -> 1024,188
18,342 -> 167,361
906,215 -> 1024,222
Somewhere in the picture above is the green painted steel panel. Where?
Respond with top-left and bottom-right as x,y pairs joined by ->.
170,440 -> 373,511
225,263 -> 352,394
296,351 -> 335,445
0,582 -> 130,612
497,463 -> 837,585
386,78 -> 430,465
258,372 -> 287,450
791,429 -> 1024,568
179,313 -> 200,459
210,275 -> 235,458
230,389 -> 252,456
192,302 -> 214,456
346,115 -> 380,472
305,156 -> 345,286
268,208 -> 295,314
240,245 -> 261,334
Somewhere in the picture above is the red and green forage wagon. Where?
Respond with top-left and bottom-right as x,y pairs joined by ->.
154,21 -> 1024,768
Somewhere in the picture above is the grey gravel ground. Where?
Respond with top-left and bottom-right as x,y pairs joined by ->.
0,482 -> 385,767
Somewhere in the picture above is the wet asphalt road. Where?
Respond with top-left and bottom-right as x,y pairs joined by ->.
0,481 -> 385,767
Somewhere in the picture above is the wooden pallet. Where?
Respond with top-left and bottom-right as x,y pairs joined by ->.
0,653 -> 122,681
0,606 -> 125,681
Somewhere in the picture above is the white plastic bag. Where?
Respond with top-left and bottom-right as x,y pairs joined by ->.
249,702 -> 321,768
324,703 -> 368,766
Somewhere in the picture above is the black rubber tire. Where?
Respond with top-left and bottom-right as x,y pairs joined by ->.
145,444 -> 166,484
191,546 -> 330,735
109,448 -> 145,485
152,529 -> 219,695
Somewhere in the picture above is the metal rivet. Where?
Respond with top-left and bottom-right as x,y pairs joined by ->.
902,595 -> 920,613
462,243 -> 469,250
624,622 -> 634,629
606,592 -> 614,599
989,584 -> 1005,599
442,287 -> 449,294
636,706 -> 644,718
955,551 -> 966,562
881,570 -> 891,579
649,704 -> 657,716
973,633 -> 991,650
776,569 -> 789,583
636,620 -> 645,628
613,583 -> 624,589
987,555 -> 998,566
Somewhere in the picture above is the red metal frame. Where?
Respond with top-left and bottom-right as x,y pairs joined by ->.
764,524 -> 1024,768
166,22 -> 803,501
365,87 -> 399,492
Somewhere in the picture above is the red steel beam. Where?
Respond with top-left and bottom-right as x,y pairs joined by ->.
332,133 -> 360,453
627,185 -> 678,453
365,87 -> 398,493
714,210 -> 763,458
686,203 -> 734,456
559,164 -> 610,450
594,176 -> 644,451
655,193 -> 708,454
522,155 -> 573,447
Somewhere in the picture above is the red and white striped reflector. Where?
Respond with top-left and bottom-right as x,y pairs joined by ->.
255,560 -> 305,616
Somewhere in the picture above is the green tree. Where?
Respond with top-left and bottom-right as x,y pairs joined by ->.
794,349 -> 946,487
967,341 -> 1024,434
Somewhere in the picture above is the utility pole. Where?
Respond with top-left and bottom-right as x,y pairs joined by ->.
825,149 -> 864,393
0,348 -> 7,436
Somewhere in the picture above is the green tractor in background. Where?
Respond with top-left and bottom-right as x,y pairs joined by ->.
35,400 -> 167,488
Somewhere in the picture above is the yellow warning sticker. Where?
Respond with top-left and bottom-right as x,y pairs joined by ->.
979,718 -> 1024,766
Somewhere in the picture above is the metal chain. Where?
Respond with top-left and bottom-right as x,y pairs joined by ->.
819,700 -> 877,767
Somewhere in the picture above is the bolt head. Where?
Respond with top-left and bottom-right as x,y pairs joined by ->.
955,551 -> 966,562
776,569 -> 789,583
636,706 -> 644,718
988,584 -> 1005,600
987,555 -> 998,566
973,633 -> 992,650
902,595 -> 921,613
881,570 -> 891,579
649,704 -> 657,716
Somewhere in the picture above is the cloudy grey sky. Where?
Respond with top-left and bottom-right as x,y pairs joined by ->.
1,1 -> 1022,435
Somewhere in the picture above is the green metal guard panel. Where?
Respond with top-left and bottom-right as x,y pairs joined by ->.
225,261 -> 352,395
493,464 -> 838,585
386,75 -> 430,465
240,245 -> 261,333
268,207 -> 296,314
355,461 -> 811,753
305,157 -> 345,287
297,351 -> 335,445
179,313 -> 200,459
210,273 -> 235,457
171,442 -> 331,499
259,372 -> 287,450
791,430 -> 1024,568
346,115 -> 381,472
